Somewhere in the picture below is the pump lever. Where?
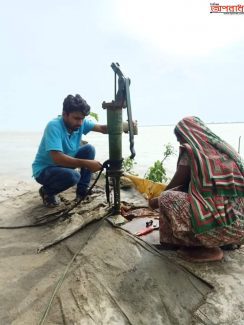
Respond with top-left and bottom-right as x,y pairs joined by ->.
111,62 -> 136,159
111,63 -> 127,108
111,62 -> 124,78
125,78 -> 136,159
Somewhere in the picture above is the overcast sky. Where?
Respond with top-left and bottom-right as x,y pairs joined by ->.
1,0 -> 244,131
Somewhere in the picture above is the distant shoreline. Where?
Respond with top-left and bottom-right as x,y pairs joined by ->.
140,121 -> 244,127
0,121 -> 243,133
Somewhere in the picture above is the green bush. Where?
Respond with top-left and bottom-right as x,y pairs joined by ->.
144,143 -> 175,183
122,157 -> 137,175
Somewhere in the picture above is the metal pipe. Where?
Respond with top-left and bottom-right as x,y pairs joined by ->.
102,62 -> 136,215
106,107 -> 123,214
238,136 -> 241,154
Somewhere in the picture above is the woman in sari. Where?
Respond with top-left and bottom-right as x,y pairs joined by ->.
149,116 -> 244,262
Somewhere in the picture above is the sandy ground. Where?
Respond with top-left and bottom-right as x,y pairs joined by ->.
0,180 -> 244,324
0,179 -> 39,203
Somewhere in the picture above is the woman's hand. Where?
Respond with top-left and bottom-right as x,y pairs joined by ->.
148,197 -> 159,210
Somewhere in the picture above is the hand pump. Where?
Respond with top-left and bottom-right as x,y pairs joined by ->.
102,62 -> 136,215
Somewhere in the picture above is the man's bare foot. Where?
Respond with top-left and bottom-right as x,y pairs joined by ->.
177,246 -> 224,262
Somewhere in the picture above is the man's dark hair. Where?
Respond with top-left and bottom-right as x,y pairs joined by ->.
63,94 -> 90,115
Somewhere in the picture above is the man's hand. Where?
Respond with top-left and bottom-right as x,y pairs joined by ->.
50,151 -> 102,172
83,160 -> 102,172
123,121 -> 138,134
92,124 -> 107,134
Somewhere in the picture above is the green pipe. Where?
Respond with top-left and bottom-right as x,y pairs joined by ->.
106,107 -> 123,214
107,107 -> 123,163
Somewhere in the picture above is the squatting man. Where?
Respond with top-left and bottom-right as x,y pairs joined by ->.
32,94 -> 128,208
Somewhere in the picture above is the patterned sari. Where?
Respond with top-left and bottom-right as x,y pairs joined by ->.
159,117 -> 244,247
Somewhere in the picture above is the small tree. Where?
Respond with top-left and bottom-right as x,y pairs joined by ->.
144,143 -> 175,183
90,112 -> 99,121
122,157 -> 138,175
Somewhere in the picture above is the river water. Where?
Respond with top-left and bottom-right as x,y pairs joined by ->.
0,123 -> 243,185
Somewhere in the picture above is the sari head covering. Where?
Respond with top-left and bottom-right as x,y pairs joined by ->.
175,116 -> 244,234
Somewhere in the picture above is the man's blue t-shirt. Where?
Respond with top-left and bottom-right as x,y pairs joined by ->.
32,116 -> 95,178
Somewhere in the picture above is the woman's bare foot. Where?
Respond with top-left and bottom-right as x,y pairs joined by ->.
177,246 -> 224,262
